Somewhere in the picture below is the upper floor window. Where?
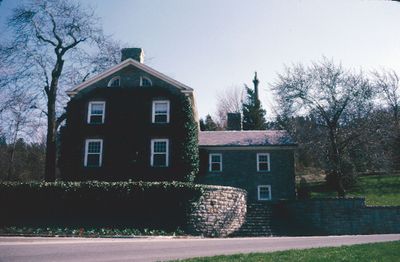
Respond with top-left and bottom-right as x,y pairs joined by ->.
87,101 -> 105,124
209,153 -> 222,172
152,100 -> 170,123
84,139 -> 103,167
107,76 -> 120,87
258,185 -> 272,200
140,76 -> 152,87
151,139 -> 169,167
257,153 -> 270,172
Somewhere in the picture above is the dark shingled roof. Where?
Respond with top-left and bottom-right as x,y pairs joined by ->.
198,130 -> 296,147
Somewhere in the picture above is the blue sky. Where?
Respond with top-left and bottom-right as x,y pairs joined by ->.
1,0 -> 400,119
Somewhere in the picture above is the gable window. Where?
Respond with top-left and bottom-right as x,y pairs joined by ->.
107,76 -> 120,87
84,139 -> 103,167
87,101 -> 105,124
152,100 -> 170,123
257,153 -> 270,172
258,185 -> 272,200
209,153 -> 222,172
151,139 -> 169,167
140,76 -> 152,87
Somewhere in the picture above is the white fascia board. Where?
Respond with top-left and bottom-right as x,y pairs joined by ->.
66,58 -> 193,97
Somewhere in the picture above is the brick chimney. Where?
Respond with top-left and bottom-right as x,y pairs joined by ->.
121,48 -> 144,63
227,113 -> 242,131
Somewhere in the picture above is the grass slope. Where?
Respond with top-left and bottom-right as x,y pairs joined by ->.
310,175 -> 400,206
175,241 -> 400,262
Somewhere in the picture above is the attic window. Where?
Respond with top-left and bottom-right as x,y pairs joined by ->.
140,76 -> 152,87
107,76 -> 120,87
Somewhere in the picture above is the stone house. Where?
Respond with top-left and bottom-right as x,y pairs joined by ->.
59,48 -> 296,201
197,118 -> 296,201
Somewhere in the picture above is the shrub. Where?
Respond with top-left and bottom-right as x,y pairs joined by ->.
0,181 -> 207,230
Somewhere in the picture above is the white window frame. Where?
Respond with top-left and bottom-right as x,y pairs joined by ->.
258,185 -> 272,201
87,101 -> 106,124
257,153 -> 271,172
107,76 -> 120,87
84,139 -> 103,167
140,76 -> 152,87
152,100 -> 170,123
209,153 -> 222,172
150,139 -> 169,167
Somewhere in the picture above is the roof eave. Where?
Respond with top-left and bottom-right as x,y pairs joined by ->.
66,58 -> 193,96
199,144 -> 298,149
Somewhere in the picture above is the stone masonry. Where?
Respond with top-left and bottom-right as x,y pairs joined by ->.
281,198 -> 400,235
186,185 -> 247,237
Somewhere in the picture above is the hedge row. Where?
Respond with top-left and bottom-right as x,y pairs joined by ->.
0,181 -> 208,231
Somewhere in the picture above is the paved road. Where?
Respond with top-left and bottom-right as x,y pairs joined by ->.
0,234 -> 399,262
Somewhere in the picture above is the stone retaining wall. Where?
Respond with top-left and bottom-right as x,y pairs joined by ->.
186,185 -> 247,237
277,198 -> 400,235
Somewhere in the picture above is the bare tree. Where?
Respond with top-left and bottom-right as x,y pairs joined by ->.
1,92 -> 40,180
372,69 -> 400,170
372,69 -> 400,127
0,0 -> 120,181
272,58 -> 374,197
215,86 -> 244,128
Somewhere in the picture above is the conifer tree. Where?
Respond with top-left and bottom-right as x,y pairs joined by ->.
200,114 -> 218,131
242,73 -> 267,130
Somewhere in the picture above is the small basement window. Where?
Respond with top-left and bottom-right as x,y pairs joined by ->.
151,139 -> 169,167
258,185 -> 271,200
152,100 -> 170,123
84,139 -> 103,167
87,101 -> 105,124
107,76 -> 120,87
209,153 -> 222,172
140,76 -> 152,87
257,153 -> 270,172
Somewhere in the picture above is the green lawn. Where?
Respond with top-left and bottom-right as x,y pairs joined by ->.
174,241 -> 400,262
309,175 -> 400,206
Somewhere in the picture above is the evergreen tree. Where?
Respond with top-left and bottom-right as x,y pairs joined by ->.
242,73 -> 267,130
200,114 -> 218,131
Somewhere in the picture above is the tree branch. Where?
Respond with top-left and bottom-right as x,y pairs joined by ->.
56,112 -> 66,129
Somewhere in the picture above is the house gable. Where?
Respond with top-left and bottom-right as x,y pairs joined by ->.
66,58 -> 193,97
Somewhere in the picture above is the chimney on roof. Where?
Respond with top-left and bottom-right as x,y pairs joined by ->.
121,48 -> 144,63
227,113 -> 242,131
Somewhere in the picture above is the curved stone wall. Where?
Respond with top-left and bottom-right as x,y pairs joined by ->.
186,185 -> 247,237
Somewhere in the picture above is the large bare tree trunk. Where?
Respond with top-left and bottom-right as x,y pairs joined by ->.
328,125 -> 346,197
44,58 -> 64,181
44,96 -> 57,181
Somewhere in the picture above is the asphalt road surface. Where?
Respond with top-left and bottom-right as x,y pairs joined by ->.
1,234 -> 399,262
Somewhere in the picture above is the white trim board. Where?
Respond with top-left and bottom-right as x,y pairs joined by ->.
66,58 -> 193,97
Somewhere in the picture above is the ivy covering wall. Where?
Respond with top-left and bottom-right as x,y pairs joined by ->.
59,86 -> 199,182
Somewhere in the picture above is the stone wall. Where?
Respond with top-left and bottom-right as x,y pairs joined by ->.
276,198 -> 400,235
186,185 -> 247,237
